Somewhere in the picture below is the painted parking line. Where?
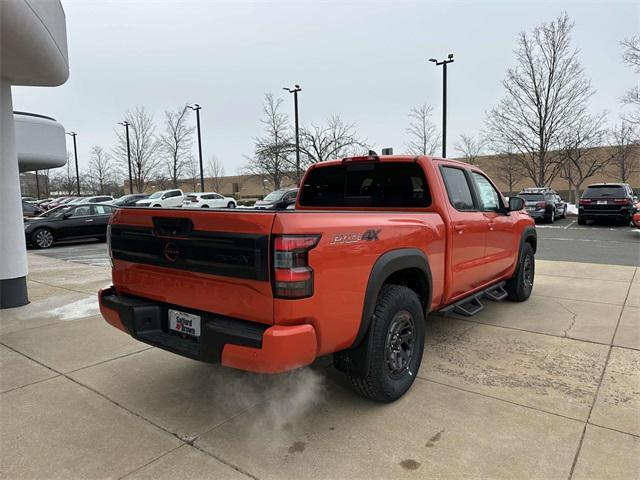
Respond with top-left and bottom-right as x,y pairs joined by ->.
563,220 -> 576,229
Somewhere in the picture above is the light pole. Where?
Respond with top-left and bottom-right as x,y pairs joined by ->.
118,121 -> 133,193
429,53 -> 454,158
283,84 -> 302,184
188,104 -> 204,192
65,131 -> 80,195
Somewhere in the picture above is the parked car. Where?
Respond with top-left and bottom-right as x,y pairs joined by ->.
43,196 -> 76,210
100,154 -> 535,403
68,195 -> 114,205
182,192 -> 237,209
22,201 -> 44,217
135,189 -> 184,208
21,196 -> 37,203
112,193 -> 149,207
254,188 -> 298,209
578,183 -> 637,225
25,203 -> 116,249
518,187 -> 566,223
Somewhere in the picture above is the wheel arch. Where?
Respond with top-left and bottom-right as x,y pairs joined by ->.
352,248 -> 432,349
521,226 -> 537,254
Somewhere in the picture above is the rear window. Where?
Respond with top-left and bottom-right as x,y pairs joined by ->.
519,193 -> 545,201
299,162 -> 431,208
582,186 -> 626,198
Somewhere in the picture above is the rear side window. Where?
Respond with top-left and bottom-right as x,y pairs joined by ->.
582,186 -> 627,198
299,162 -> 430,208
441,167 -> 474,211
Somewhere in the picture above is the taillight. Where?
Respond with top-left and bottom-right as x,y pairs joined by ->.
106,224 -> 114,268
614,198 -> 630,205
273,235 -> 320,299
536,201 -> 546,208
579,199 -> 592,205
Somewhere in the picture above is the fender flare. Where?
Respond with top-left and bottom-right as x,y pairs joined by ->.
352,248 -> 433,348
520,226 -> 537,256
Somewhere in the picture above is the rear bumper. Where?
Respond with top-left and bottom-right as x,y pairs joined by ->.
578,208 -> 631,220
99,287 -> 317,373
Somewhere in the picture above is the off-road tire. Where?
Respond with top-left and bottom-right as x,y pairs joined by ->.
505,242 -> 535,302
347,285 -> 425,403
31,228 -> 54,249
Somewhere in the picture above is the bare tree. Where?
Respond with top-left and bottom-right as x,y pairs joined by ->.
609,121 -> 640,183
206,154 -> 225,192
493,152 -> 526,196
159,104 -> 194,188
558,112 -> 609,203
485,13 -> 593,187
406,104 -> 440,155
48,151 -> 77,195
299,115 -> 369,165
621,36 -> 640,125
86,145 -> 114,194
113,107 -> 161,192
183,155 -> 200,192
454,134 -> 484,164
245,94 -> 293,190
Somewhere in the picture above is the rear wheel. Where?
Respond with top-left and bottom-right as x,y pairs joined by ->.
201,205 -> 209,208
31,228 -> 54,249
505,242 -> 535,302
577,216 -> 586,225
227,202 -> 236,208
547,209 -> 555,223
344,285 -> 425,403
153,204 -> 161,208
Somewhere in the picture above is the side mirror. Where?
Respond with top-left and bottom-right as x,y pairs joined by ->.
62,211 -> 72,219
508,196 -> 525,212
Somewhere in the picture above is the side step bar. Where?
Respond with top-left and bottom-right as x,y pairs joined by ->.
439,281 -> 507,317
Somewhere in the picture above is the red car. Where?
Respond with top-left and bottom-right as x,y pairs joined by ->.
100,154 -> 535,402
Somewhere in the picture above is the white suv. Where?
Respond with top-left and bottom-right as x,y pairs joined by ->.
136,189 -> 184,208
182,192 -> 237,209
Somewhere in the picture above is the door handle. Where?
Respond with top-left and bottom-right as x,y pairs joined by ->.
454,224 -> 464,234
85,219 -> 94,222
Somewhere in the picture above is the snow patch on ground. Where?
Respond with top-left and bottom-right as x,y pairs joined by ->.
50,296 -> 100,321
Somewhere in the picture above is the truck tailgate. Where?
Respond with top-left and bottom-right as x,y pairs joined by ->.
109,208 -> 275,324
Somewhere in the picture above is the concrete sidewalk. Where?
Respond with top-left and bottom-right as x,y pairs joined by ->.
1,254 -> 638,479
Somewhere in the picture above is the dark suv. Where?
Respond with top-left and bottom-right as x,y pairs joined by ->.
578,183 -> 637,225
518,188 -> 567,223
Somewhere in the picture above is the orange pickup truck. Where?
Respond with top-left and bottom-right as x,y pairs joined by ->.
100,154 -> 536,402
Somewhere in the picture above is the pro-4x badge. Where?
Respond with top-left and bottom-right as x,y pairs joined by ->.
330,229 -> 381,244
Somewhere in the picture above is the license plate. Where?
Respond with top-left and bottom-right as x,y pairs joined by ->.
597,200 -> 608,204
168,309 -> 201,337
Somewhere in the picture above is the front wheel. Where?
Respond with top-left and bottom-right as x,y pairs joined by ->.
345,285 -> 425,403
31,228 -> 54,249
505,242 -> 535,302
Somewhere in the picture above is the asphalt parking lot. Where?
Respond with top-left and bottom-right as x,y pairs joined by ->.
536,217 -> 640,267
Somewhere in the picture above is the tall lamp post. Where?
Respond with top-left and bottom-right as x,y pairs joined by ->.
283,85 -> 302,184
65,131 -> 80,195
429,53 -> 454,158
118,121 -> 133,193
188,104 -> 204,192
35,170 -> 40,199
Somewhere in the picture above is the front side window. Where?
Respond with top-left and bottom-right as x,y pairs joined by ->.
472,172 -> 501,211
70,205 -> 93,217
299,162 -> 430,208
441,167 -> 474,211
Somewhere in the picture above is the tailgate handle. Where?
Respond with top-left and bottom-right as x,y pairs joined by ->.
152,217 -> 193,237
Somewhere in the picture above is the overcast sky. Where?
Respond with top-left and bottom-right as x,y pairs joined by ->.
13,0 -> 639,175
